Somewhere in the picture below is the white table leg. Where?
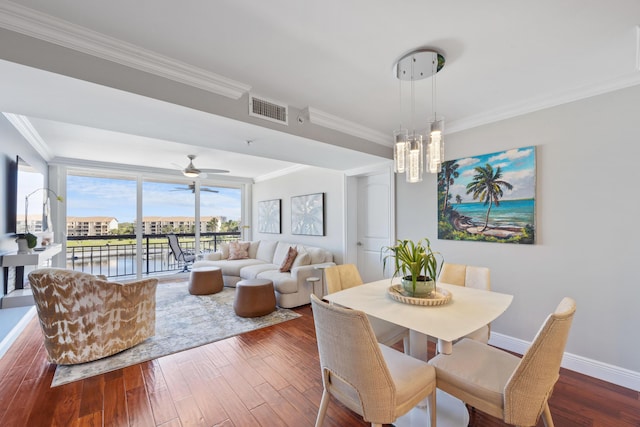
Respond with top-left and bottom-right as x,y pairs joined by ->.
438,339 -> 453,355
409,329 -> 429,360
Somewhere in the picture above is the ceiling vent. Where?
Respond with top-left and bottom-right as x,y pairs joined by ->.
249,95 -> 288,125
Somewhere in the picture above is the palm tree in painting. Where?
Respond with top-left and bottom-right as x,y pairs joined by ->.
439,161 -> 460,213
466,164 -> 513,231
455,194 -> 462,204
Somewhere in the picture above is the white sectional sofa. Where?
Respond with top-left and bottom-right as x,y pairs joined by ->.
191,240 -> 334,308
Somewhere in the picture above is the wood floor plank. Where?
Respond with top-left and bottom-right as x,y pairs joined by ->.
188,377 -> 229,426
173,395 -> 208,427
250,402 -> 289,427
104,373 -> 129,427
2,278 -> 639,427
208,374 -> 260,426
220,363 -> 265,410
125,385 -> 155,427
254,381 -> 319,427
79,375 -> 105,418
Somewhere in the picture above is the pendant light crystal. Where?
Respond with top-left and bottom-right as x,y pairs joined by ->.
406,134 -> 424,183
394,129 -> 408,173
427,118 -> 444,173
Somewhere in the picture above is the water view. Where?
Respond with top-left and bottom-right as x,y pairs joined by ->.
451,199 -> 535,228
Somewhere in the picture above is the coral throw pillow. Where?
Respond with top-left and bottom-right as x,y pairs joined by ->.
228,241 -> 250,260
280,246 -> 298,272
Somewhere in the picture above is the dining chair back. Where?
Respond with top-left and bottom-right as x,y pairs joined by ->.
324,264 -> 409,352
429,297 -> 576,427
310,294 -> 436,427
439,262 -> 491,342
324,263 -> 363,294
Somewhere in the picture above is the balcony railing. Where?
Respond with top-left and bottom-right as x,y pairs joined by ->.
66,232 -> 241,278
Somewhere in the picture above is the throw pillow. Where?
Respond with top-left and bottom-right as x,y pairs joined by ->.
280,246 -> 298,272
228,241 -> 250,260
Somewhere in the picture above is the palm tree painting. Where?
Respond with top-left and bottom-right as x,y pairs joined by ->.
437,147 -> 535,244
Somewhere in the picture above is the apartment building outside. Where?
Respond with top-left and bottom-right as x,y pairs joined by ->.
67,216 -> 118,236
65,216 -> 226,236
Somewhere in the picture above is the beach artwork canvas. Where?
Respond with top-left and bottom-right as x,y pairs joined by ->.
438,146 -> 536,244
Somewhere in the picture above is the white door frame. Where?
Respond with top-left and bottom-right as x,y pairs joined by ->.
343,162 -> 396,271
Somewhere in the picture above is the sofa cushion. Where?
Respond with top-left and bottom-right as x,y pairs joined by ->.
280,246 -> 298,272
248,241 -> 260,259
218,242 -> 230,259
193,259 -> 263,277
256,240 -> 278,262
304,246 -> 332,264
257,270 -> 298,294
273,242 -> 297,266
292,251 -> 310,268
229,241 -> 250,260
240,264 -> 279,279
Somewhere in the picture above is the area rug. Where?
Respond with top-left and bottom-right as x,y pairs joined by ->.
51,282 -> 301,387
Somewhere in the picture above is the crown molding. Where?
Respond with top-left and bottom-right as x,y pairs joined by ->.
0,1 -> 251,99
253,165 -> 309,183
3,113 -> 52,160
447,71 -> 640,134
305,107 -> 390,146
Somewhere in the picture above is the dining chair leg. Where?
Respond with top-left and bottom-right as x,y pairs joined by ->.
315,389 -> 330,427
541,402 -> 555,427
427,389 -> 436,427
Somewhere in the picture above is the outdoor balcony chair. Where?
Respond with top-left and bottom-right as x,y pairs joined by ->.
167,233 -> 196,271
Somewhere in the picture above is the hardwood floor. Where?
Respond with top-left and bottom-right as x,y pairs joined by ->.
1,283 -> 639,426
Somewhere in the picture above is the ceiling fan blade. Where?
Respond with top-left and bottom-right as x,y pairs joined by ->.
200,168 -> 230,174
201,188 -> 219,193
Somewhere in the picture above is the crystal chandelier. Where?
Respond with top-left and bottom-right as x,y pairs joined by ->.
393,49 -> 445,182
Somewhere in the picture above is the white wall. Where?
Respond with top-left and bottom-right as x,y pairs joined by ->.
252,166 -> 345,264
397,84 -> 640,381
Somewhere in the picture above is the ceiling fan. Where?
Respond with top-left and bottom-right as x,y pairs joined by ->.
174,154 -> 229,178
171,182 -> 219,194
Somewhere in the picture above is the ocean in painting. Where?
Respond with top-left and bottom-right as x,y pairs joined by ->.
449,199 -> 534,228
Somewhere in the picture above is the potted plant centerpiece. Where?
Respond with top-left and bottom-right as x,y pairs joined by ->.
382,238 -> 443,297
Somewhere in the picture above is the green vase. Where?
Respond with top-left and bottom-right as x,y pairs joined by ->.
401,276 -> 436,297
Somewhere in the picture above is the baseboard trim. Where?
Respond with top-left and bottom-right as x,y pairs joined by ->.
490,332 -> 640,392
0,306 -> 36,359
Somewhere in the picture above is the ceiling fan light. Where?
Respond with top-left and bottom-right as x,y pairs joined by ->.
183,170 -> 199,178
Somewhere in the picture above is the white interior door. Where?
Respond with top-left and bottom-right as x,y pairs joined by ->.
356,172 -> 392,283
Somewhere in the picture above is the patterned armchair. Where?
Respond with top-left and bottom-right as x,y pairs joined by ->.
28,268 -> 157,365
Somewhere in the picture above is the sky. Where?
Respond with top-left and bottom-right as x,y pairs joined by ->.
443,146 -> 536,204
64,175 -> 241,222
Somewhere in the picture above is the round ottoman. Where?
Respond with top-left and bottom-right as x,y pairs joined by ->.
188,266 -> 224,295
234,279 -> 276,317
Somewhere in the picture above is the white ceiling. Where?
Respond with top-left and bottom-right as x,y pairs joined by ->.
1,0 -> 639,180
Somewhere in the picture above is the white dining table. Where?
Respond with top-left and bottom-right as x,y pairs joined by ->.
323,278 -> 513,357
323,278 -> 514,427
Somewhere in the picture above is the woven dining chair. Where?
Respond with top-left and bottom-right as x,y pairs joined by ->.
429,297 -> 576,427
324,264 -> 410,353
439,262 -> 492,343
310,294 -> 437,427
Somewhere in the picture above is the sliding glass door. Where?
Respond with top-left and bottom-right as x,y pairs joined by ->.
66,170 -> 242,279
